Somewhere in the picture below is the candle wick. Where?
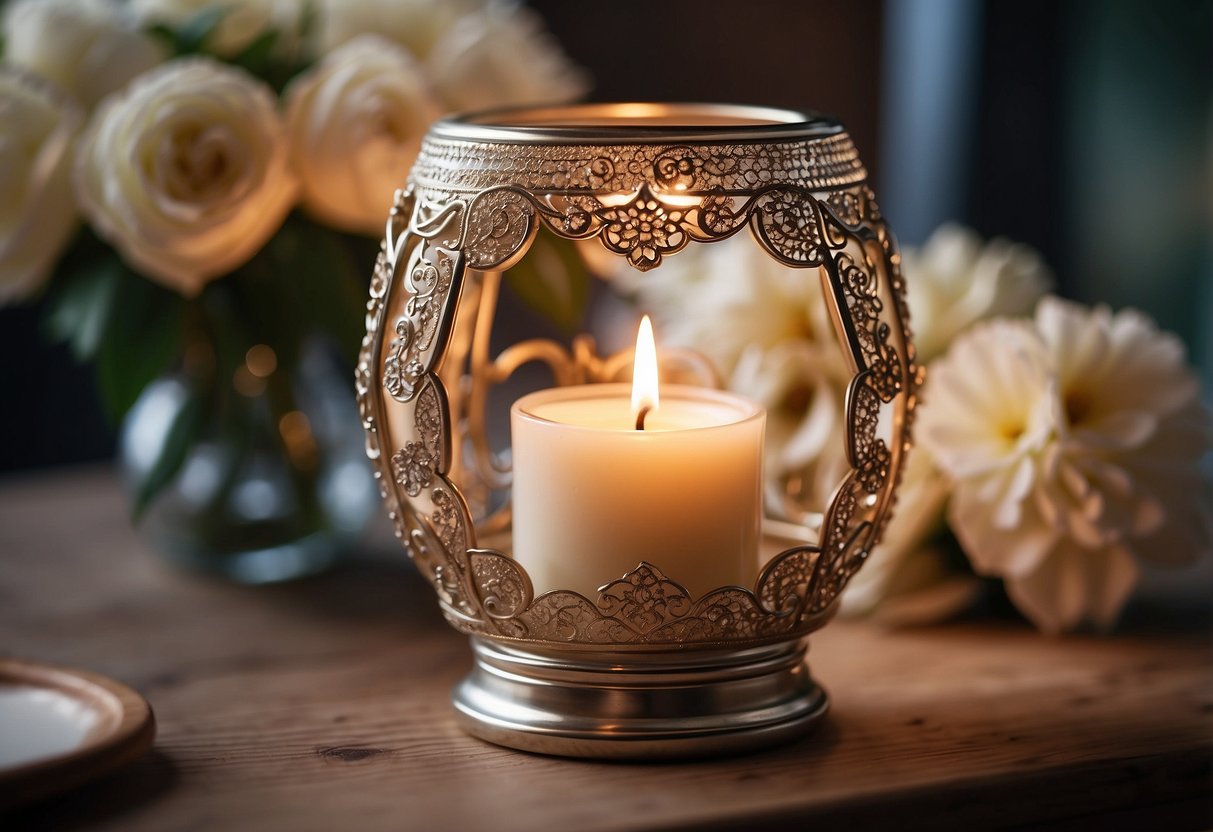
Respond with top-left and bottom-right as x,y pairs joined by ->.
635,406 -> 651,431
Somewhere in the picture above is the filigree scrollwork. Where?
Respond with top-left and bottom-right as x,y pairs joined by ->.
653,145 -> 699,189
383,318 -> 423,402
463,187 -> 537,270
384,242 -> 460,403
698,194 -> 748,237
756,546 -> 819,614
835,252 -> 903,402
867,322 -> 903,402
857,439 -> 891,494
752,188 -> 827,266
468,550 -> 532,620
390,380 -> 447,497
595,186 -> 689,270
595,563 -> 693,634
431,486 -> 468,556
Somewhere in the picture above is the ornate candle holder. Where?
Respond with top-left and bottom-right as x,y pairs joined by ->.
357,103 -> 919,758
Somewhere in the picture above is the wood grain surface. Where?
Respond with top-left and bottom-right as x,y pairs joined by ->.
2,467 -> 1210,830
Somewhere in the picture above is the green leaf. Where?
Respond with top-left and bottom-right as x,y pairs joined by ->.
43,256 -> 123,361
146,6 -> 226,55
246,214 -> 370,365
229,29 -> 280,79
130,385 -> 207,520
93,272 -> 187,423
504,230 -> 590,332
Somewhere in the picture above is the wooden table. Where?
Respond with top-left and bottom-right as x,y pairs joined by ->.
3,467 -> 1210,830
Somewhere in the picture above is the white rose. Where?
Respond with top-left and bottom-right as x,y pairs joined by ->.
0,69 -> 83,303
283,34 -> 441,235
427,2 -> 589,111
316,0 -> 472,61
74,58 -> 298,296
2,0 -> 166,110
903,223 -> 1052,363
129,0 -> 306,59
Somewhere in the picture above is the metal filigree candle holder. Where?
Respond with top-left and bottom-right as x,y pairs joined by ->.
357,103 -> 919,758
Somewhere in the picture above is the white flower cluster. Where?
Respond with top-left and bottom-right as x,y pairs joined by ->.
622,223 -> 1210,632
0,0 -> 588,298
922,297 -> 1211,632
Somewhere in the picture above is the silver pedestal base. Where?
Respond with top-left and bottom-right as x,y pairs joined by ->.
452,636 -> 828,759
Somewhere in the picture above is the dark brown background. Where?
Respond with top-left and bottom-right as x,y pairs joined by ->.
1,0 -> 1208,472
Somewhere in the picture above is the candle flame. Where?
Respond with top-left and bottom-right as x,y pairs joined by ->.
632,315 -> 659,428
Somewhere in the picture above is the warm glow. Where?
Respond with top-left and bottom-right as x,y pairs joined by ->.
631,315 -> 659,424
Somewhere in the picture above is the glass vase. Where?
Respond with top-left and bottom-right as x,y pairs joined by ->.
119,349 -> 377,584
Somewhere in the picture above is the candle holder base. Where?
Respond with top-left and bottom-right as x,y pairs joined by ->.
452,636 -> 828,759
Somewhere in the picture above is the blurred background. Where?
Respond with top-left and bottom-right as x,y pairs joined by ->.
1,0 -> 1209,473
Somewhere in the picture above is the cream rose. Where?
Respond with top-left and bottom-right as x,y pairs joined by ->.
2,0 -> 166,110
427,2 -> 589,111
0,69 -> 83,303
129,0 -> 307,60
283,34 -> 441,235
74,58 -> 297,296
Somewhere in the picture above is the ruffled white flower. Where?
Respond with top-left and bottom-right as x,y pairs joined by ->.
426,1 -> 589,111
316,0 -> 473,61
283,34 -> 442,235
903,223 -> 1051,363
924,296 -> 1212,632
2,0 -> 166,110
74,58 -> 298,296
0,69 -> 83,303
130,0 -> 307,60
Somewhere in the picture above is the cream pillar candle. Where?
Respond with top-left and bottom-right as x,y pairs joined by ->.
509,319 -> 765,600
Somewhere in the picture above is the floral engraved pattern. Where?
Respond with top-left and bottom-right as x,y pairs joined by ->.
391,442 -> 435,497
596,187 -> 689,270
431,486 -> 467,557
595,563 -> 693,633
868,323 -> 903,402
414,381 -> 443,458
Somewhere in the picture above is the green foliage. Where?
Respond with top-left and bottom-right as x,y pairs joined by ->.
504,229 -> 591,333
224,213 -> 370,369
43,235 -> 186,424
146,6 -> 226,56
143,3 -> 313,91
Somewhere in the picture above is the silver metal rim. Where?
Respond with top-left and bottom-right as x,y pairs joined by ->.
428,102 -> 845,145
